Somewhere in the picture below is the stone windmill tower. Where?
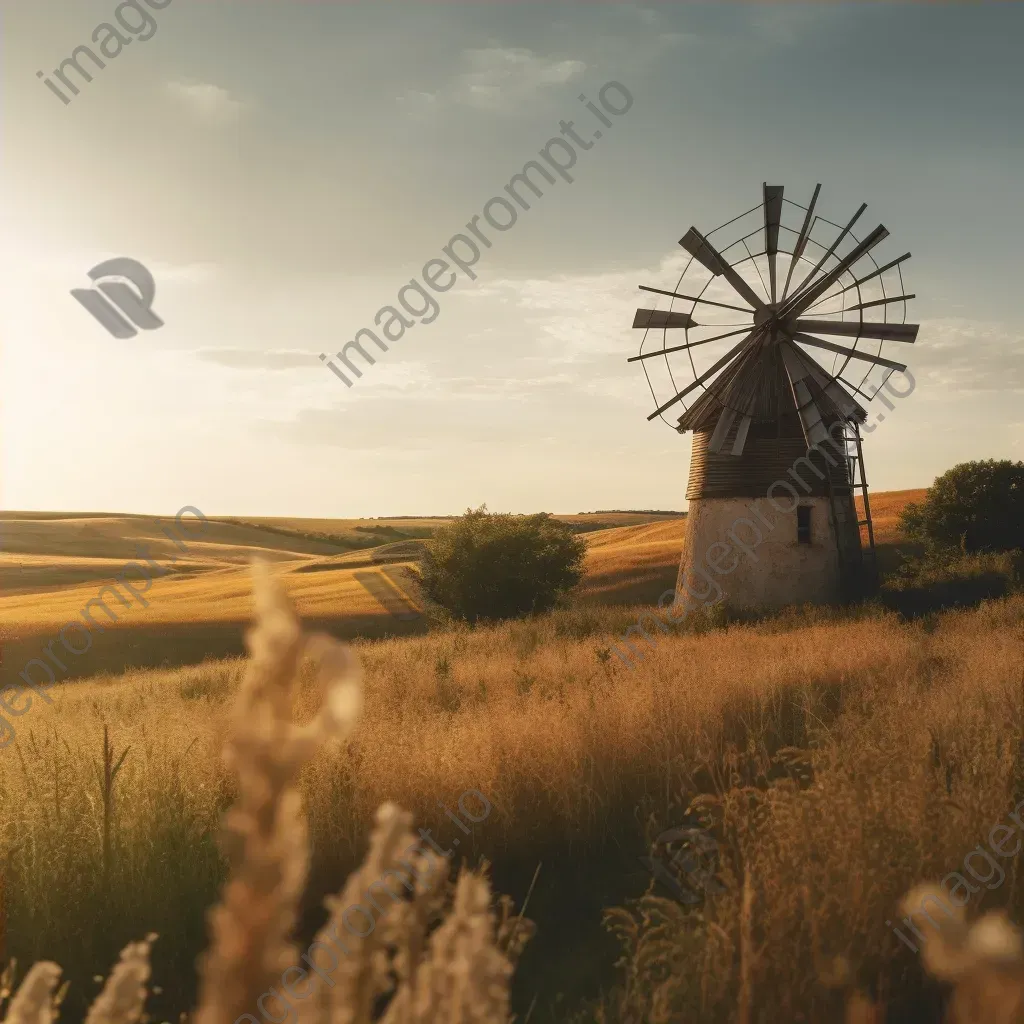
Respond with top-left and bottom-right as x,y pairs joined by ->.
629,184 -> 918,611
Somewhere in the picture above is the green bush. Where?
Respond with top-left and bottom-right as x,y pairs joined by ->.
899,459 -> 1024,553
416,505 -> 587,623
879,547 -> 1024,617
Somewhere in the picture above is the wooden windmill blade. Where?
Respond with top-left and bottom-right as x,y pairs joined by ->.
708,339 -> 772,455
779,343 -> 834,449
678,228 -> 767,312
645,327 -> 764,421
710,391 -> 758,455
780,340 -> 866,429
797,352 -> 868,424
780,183 -> 821,302
783,203 -> 869,312
763,183 -> 784,303
683,333 -> 772,457
780,226 -> 892,326
675,327 -> 767,438
676,347 -> 747,433
715,389 -> 759,457
705,346 -> 761,454
707,404 -> 740,454
790,332 -> 908,373
792,318 -> 919,344
632,308 -> 697,330
776,334 -> 867,422
730,409 -> 754,456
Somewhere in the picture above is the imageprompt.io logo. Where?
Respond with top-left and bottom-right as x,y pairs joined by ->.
71,257 -> 164,339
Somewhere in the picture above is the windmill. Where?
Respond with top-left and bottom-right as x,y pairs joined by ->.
630,183 -> 918,610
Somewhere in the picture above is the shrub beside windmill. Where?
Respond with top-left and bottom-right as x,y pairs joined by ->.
631,183 -> 919,610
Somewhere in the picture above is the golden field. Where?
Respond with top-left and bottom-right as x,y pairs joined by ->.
0,511 -> 684,678
3,490 -> 1024,1022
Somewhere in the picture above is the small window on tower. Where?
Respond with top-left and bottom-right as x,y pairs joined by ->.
797,506 -> 812,544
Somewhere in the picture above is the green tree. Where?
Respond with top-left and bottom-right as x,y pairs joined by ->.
899,459 -> 1024,553
418,506 -> 587,623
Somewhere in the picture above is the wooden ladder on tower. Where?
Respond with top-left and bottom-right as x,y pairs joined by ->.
846,422 -> 878,594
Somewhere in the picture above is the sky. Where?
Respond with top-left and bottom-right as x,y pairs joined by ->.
2,1 -> 1022,518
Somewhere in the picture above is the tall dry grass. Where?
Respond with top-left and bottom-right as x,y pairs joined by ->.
2,582 -> 1024,1019
1,564 -> 531,1024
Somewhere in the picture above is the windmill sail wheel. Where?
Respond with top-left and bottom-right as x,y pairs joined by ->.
631,183 -> 918,609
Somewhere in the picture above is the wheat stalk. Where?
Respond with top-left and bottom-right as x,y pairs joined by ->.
192,560 -> 363,1024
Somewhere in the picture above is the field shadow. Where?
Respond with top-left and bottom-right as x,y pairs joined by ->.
2,613 -> 430,683
880,572 -> 1017,618
581,565 -> 678,606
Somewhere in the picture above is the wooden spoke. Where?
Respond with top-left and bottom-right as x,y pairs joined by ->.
679,228 -> 767,311
763,183 -> 784,303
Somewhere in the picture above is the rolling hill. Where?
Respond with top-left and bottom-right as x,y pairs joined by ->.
0,509 -> 688,678
0,494 -> 923,683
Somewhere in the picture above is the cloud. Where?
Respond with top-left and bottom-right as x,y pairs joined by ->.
278,382 -> 626,452
914,318 -> 1024,392
440,373 -> 577,400
165,81 -> 243,121
460,250 -> 695,364
197,350 -> 317,371
339,358 -> 432,395
399,47 -> 586,117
